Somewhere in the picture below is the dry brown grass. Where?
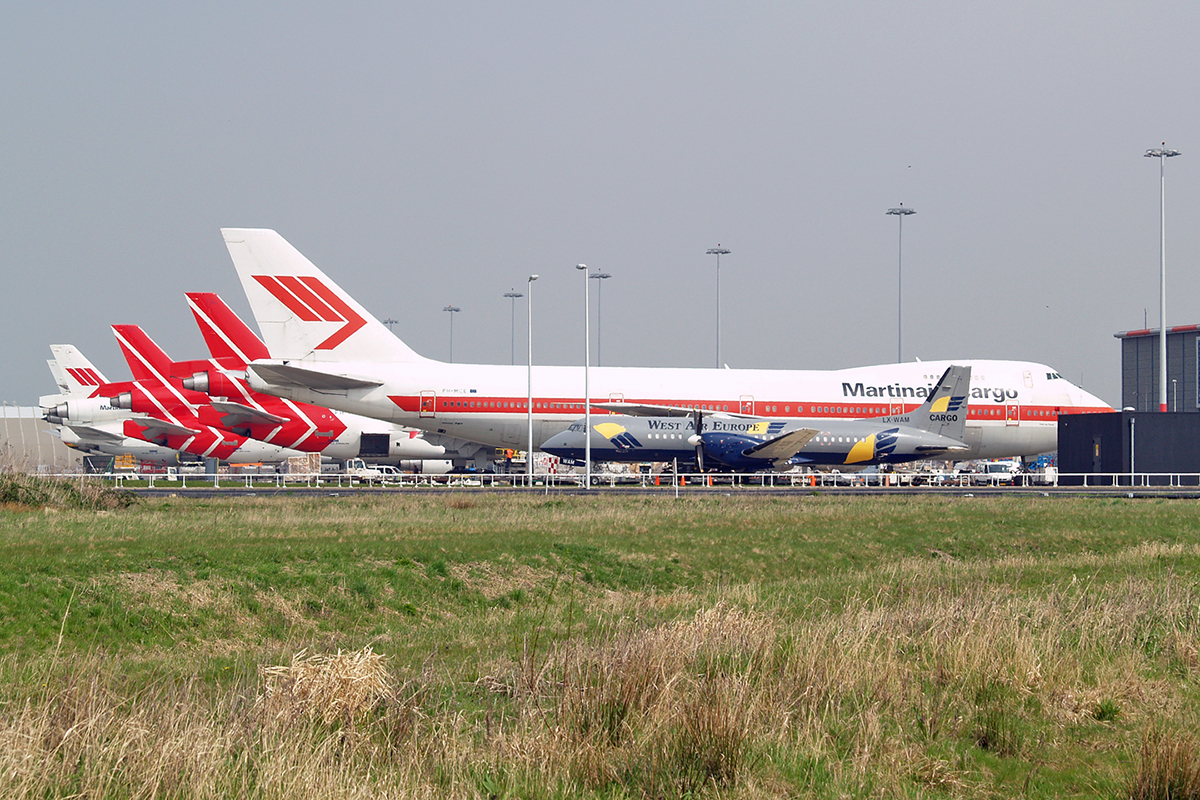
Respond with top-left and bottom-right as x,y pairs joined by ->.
1128,726 -> 1200,800
258,646 -> 393,726
0,468 -> 137,511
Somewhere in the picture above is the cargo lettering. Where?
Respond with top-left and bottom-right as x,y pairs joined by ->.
842,382 -> 1017,403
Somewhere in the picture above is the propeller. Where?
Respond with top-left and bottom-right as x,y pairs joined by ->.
686,407 -> 705,472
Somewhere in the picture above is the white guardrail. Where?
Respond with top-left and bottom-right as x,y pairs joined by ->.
44,470 -> 1200,490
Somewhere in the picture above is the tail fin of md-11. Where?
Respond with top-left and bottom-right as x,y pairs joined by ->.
891,364 -> 972,443
222,228 -> 428,365
185,292 -> 269,367
111,324 -> 178,386
47,345 -> 110,398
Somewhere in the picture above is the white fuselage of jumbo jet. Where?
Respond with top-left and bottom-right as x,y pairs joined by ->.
246,358 -> 1111,461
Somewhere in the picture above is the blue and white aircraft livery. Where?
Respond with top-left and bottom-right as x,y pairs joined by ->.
541,365 -> 974,470
222,228 -> 1112,462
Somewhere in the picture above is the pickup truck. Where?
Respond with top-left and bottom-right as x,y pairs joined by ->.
973,461 -> 1023,486
344,458 -> 402,484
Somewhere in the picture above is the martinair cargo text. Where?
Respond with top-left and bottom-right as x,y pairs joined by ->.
223,228 -> 1112,461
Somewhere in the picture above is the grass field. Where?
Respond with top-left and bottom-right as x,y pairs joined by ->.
1,476 -> 1198,798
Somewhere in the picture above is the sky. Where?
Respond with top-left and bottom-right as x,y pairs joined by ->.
4,1 -> 1200,409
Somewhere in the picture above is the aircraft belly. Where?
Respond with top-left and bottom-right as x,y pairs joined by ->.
437,417 -> 505,450
972,422 -> 1054,458
501,423 -> 521,446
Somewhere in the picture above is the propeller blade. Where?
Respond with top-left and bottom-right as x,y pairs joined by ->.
693,407 -> 705,472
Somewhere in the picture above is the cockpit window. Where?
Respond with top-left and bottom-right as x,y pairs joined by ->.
1046,372 -> 1063,380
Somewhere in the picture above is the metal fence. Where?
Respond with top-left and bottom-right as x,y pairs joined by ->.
29,468 -> 1200,492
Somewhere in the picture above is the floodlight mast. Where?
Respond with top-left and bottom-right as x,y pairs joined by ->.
885,205 -> 915,363
442,305 -> 461,362
503,290 -> 523,366
1145,144 -> 1180,412
707,246 -> 730,367
526,275 -> 538,482
589,272 -> 611,366
576,263 -> 591,489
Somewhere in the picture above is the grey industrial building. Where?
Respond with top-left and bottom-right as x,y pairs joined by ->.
1114,324 -> 1200,412
0,407 -> 84,472
1053,325 -> 1200,483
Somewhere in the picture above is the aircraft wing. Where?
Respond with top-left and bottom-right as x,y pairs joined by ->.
593,402 -> 760,420
207,399 -> 288,428
743,428 -> 820,463
248,362 -> 383,391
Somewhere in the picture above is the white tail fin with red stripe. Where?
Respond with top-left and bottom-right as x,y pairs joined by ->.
48,345 -> 110,396
222,229 -> 427,365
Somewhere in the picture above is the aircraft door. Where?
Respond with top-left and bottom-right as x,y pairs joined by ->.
890,403 -> 904,416
740,395 -> 754,414
608,393 -> 623,414
1006,404 -> 1020,426
420,391 -> 436,418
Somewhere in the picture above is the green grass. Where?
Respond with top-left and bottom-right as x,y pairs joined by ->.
0,490 -> 1198,797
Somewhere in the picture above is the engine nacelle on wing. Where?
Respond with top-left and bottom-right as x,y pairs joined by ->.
698,432 -> 764,470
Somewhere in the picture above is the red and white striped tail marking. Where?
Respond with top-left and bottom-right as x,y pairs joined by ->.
253,275 -> 366,350
66,367 -> 103,386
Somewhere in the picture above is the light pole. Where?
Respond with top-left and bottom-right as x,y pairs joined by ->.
576,263 -> 591,488
589,272 -> 611,365
707,246 -> 730,368
527,275 -> 538,482
443,305 -> 460,362
886,205 -> 916,363
1145,144 -> 1180,412
503,290 -> 523,365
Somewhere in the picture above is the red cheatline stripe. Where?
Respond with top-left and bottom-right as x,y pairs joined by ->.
254,275 -> 322,322
279,275 -> 341,321
301,276 -> 365,349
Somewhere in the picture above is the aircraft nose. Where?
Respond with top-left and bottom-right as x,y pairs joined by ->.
540,429 -> 581,458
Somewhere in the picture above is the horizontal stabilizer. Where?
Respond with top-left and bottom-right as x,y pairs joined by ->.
248,362 -> 383,391
65,424 -> 126,443
744,428 -> 820,463
207,399 -> 289,428
127,417 -> 200,439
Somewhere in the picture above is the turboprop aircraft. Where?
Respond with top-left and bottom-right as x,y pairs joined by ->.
222,228 -> 1112,460
542,365 -> 972,470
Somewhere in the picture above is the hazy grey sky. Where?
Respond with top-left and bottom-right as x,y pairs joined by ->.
4,1 -> 1199,408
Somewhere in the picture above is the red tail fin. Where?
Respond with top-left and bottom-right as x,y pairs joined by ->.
186,292 -> 270,366
111,325 -> 175,386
